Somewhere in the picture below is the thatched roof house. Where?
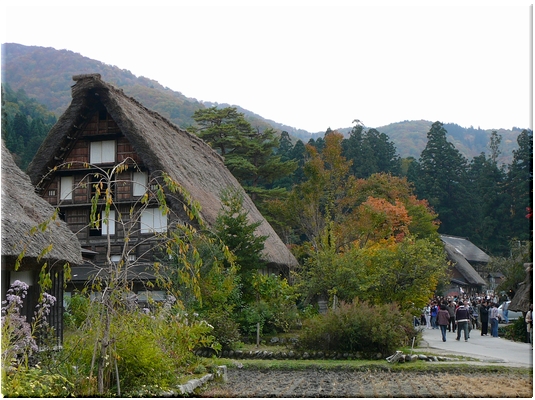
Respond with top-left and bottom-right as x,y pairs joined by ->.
440,235 -> 487,295
2,141 -> 83,270
508,263 -> 532,312
2,140 -> 82,343
26,73 -> 298,271
440,235 -> 490,264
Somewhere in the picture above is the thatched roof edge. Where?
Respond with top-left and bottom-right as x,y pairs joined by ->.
444,243 -> 487,286
2,141 -> 83,269
508,263 -> 532,312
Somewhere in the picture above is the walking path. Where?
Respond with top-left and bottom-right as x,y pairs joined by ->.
419,326 -> 533,367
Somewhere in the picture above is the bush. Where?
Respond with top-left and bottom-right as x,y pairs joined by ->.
62,296 -> 220,395
500,317 -> 528,342
297,299 -> 415,357
204,311 -> 241,350
237,273 -> 300,337
64,292 -> 90,329
2,366 -> 75,397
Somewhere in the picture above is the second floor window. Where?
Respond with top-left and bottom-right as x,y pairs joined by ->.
90,140 -> 116,164
133,171 -> 148,196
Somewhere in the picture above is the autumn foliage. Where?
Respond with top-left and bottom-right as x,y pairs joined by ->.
269,131 -> 447,313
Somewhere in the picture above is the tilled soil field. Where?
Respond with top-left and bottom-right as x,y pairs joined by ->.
200,368 -> 533,398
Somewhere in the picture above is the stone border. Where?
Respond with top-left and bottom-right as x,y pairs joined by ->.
194,349 -> 460,363
159,365 -> 227,397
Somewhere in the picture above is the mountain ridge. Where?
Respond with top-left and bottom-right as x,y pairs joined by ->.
1,43 -> 522,164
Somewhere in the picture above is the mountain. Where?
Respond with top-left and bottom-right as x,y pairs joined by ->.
1,43 -> 523,164
2,43 -> 204,129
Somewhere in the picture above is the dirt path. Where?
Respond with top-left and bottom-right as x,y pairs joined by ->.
200,368 -> 533,397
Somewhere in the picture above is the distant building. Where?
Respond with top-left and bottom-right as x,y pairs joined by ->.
440,235 -> 488,296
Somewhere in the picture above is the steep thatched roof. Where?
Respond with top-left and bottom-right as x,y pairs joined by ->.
2,141 -> 83,270
443,243 -> 487,286
27,73 -> 297,268
440,235 -> 490,263
508,263 -> 532,312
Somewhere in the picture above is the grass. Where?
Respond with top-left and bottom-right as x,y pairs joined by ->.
209,356 -> 532,375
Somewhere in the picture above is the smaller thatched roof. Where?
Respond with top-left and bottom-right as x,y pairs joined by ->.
440,235 -> 490,263
2,141 -> 83,270
443,243 -> 487,286
508,263 -> 532,312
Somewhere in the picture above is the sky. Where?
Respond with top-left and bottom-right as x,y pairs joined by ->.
1,0 -> 532,133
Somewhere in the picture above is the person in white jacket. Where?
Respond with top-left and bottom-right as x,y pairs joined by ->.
424,303 -> 431,329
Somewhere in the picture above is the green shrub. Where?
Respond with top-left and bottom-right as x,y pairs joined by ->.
64,292 -> 90,329
2,366 -> 75,397
204,311 -> 241,350
62,297 -> 219,395
500,317 -> 528,342
297,299 -> 415,357
237,273 -> 300,337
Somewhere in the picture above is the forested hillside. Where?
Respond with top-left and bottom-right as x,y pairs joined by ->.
1,43 -> 523,163
2,43 -> 204,129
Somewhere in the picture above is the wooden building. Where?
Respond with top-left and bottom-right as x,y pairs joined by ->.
2,141 -> 83,345
26,74 -> 298,301
440,235 -> 488,296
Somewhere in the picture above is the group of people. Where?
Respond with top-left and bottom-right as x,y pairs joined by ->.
420,295 -> 502,342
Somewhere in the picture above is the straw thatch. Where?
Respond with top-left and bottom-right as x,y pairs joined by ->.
2,141 -> 83,270
508,263 -> 532,312
440,235 -> 490,263
27,73 -> 298,268
443,243 -> 487,286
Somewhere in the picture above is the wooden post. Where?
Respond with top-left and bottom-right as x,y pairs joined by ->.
256,322 -> 260,348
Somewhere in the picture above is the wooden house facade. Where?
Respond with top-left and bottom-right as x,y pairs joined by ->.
26,74 -> 298,301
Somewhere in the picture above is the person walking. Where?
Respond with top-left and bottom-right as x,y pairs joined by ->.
502,300 -> 509,324
430,302 -> 439,329
437,304 -> 450,342
489,302 -> 499,337
424,304 -> 431,329
471,300 -> 479,329
480,300 -> 489,336
446,300 -> 456,333
526,304 -> 533,348
455,301 -> 470,341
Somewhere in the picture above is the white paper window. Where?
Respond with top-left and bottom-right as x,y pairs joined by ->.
140,208 -> 167,234
90,140 -> 116,164
133,172 -> 148,196
102,210 -> 116,235
60,176 -> 73,200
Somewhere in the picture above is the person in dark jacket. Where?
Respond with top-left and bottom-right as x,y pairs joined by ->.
437,304 -> 451,342
430,302 -> 439,329
455,301 -> 471,341
480,300 -> 489,336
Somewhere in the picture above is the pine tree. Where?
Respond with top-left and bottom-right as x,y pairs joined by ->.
214,188 -> 267,303
192,106 -> 296,205
506,129 -> 533,242
414,121 -> 471,236
467,151 -> 509,255
342,121 -> 401,178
